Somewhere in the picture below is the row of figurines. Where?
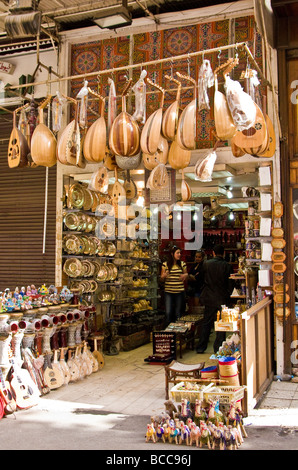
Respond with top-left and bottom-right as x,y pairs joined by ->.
146,398 -> 247,450
0,285 -> 74,313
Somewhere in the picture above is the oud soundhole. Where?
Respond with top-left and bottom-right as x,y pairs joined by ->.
242,128 -> 256,137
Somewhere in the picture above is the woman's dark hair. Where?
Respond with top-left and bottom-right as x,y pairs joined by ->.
167,245 -> 182,272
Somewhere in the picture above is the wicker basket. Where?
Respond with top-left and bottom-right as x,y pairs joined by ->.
204,385 -> 246,405
170,381 -> 213,403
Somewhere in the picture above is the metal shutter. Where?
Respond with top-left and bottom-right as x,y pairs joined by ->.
0,113 -> 57,292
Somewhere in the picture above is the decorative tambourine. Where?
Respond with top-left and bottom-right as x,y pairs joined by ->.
273,202 -> 284,218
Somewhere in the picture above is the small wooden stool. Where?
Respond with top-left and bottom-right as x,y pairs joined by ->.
164,360 -> 205,399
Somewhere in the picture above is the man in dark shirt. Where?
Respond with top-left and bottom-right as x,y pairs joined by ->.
196,244 -> 234,354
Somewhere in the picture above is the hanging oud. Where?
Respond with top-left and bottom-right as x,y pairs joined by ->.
176,71 -> 197,150
213,58 -> 237,141
31,95 -> 57,167
57,96 -> 81,166
143,135 -> 168,170
8,104 -> 30,168
161,74 -> 181,141
140,78 -> 165,155
232,68 -> 267,152
83,88 -> 106,163
109,79 -> 140,157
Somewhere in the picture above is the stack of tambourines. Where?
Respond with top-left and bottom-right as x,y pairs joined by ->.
271,202 -> 289,321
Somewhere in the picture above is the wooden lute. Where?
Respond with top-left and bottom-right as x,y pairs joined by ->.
0,367 -> 16,415
9,357 -> 40,410
213,58 -> 237,141
232,68 -> 267,151
31,95 -> 57,167
123,170 -> 137,200
109,79 -> 140,157
142,135 -> 168,170
162,74 -> 181,141
176,71 -> 197,150
8,104 -> 30,168
140,78 -> 165,155
43,352 -> 64,390
57,96 -> 81,166
83,88 -> 106,163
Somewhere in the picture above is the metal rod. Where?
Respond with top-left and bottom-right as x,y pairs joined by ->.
6,41 -> 263,92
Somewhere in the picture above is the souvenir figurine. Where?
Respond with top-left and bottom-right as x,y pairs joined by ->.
194,397 -> 207,425
212,426 -> 225,450
20,287 -> 26,297
30,285 -> 38,296
179,421 -> 190,445
189,421 -> 200,447
156,424 -> 165,443
145,423 -> 156,443
13,287 -> 20,299
169,424 -> 180,444
223,426 -> 237,450
199,421 -> 211,449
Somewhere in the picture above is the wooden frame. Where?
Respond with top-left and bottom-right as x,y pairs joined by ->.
241,297 -> 274,414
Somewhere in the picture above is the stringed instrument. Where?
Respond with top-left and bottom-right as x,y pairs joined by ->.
181,169 -> 192,202
142,135 -> 168,170
176,71 -> 197,150
232,68 -> 268,152
57,96 -> 81,166
83,88 -> 106,163
162,74 -> 181,141
92,336 -> 105,370
111,167 -> 126,204
168,137 -> 191,170
83,342 -> 98,373
59,348 -> 71,385
213,58 -> 237,140
109,79 -> 140,157
43,352 -> 64,390
141,78 -> 165,155
31,95 -> 57,167
8,104 -> 30,168
67,348 -> 80,382
0,367 -> 16,415
9,356 -> 40,410
123,170 -> 137,200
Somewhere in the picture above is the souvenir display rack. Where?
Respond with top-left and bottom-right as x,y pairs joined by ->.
62,179 -> 162,352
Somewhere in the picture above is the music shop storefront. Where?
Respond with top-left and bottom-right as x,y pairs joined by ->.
0,0 -> 290,422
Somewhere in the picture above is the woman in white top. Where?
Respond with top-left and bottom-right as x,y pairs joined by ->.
160,246 -> 188,324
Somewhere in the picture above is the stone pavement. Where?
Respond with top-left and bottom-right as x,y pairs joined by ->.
0,342 -> 297,451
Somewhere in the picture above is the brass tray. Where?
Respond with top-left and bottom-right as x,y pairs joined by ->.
69,184 -> 85,209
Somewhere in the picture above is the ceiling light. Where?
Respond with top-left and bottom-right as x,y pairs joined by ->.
93,1 -> 132,29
